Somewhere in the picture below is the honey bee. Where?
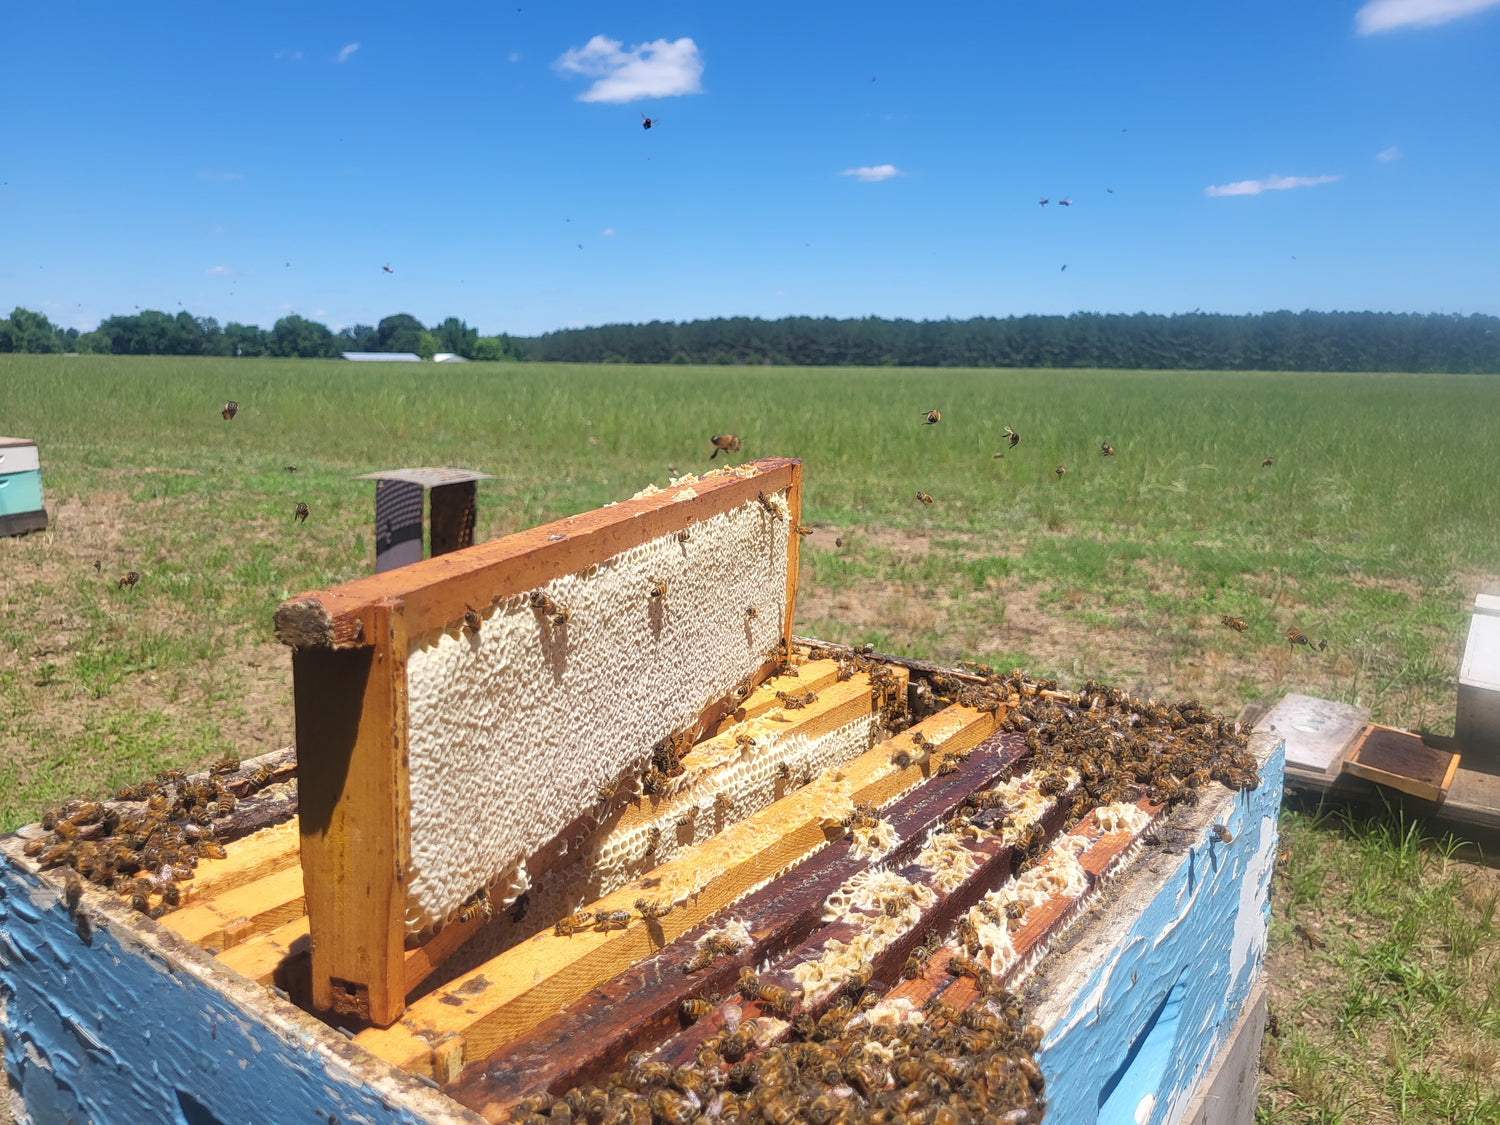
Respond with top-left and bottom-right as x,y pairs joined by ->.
737,967 -> 760,997
551,606 -> 572,626
210,756 -> 240,774
1220,615 -> 1248,632
117,571 -> 141,589
1005,900 -> 1027,920
680,997 -> 715,1022
1261,457 -> 1274,468
1005,426 -> 1021,448
213,796 -> 235,818
889,747 -> 913,769
597,779 -> 619,806
528,591 -> 556,613
514,1094 -> 555,1115
745,606 -> 759,620
835,536 -> 844,547
1212,824 -> 1234,844
63,874 -> 83,911
722,1025 -> 755,1061
1293,923 -> 1325,950
284,464 -> 296,473
1100,442 -> 1116,457
648,580 -> 668,600
644,827 -> 662,857
947,952 -> 992,992
1054,465 -> 1066,479
714,792 -> 734,816
1037,773 -> 1068,796
464,607 -> 482,632
293,502 -> 309,523
757,983 -> 794,1016
648,1089 -> 697,1125
676,528 -> 691,543
915,491 -> 934,505
159,882 -> 183,908
921,409 -> 941,425
221,400 -> 239,421
791,523 -> 814,537
194,841 -> 227,860
247,765 -> 272,788
555,910 -> 593,937
935,756 -> 960,776
593,909 -> 631,931
1286,628 -> 1312,650
756,491 -> 783,520
709,433 -> 742,460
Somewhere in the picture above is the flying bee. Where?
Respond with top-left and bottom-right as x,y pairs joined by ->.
1220,615 -> 1248,632
210,756 -> 240,774
1286,628 -> 1312,650
284,464 -> 296,473
1212,824 -> 1234,844
915,491 -> 934,505
1318,638 -> 1328,651
1261,457 -> 1274,468
555,910 -> 593,937
921,409 -> 941,425
118,571 -> 140,589
221,400 -> 239,421
293,502 -> 309,523
593,909 -> 630,931
1100,441 -> 1116,457
1293,923 -> 1325,950
835,536 -> 844,547
791,523 -> 813,537
680,997 -> 715,1022
635,897 -> 671,920
1055,465 -> 1066,478
464,607 -> 482,633
649,580 -> 668,600
1005,426 -> 1021,448
709,433 -> 742,460
756,491 -> 783,520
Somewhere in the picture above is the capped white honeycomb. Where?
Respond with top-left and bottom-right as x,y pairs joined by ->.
403,493 -> 791,932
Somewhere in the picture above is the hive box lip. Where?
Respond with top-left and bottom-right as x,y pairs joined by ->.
1460,612 -> 1500,692
1256,692 -> 1368,778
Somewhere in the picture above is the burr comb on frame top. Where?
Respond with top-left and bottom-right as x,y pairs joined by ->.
274,458 -> 803,1025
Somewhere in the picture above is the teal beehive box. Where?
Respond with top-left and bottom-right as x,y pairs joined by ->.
0,437 -> 48,536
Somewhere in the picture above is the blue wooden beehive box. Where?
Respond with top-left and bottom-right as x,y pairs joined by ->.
0,437 -> 47,537
1,467 -> 1280,1123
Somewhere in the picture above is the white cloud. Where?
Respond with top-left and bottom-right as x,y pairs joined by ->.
602,227 -> 615,237
1377,145 -> 1403,162
1356,0 -> 1500,33
337,41 -> 360,63
508,51 -> 521,63
274,48 -> 303,61
206,266 -> 234,276
1204,173 -> 1340,197
198,170 -> 243,182
554,35 -> 704,103
839,164 -> 904,182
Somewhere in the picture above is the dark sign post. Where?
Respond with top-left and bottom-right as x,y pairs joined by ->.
354,468 -> 493,574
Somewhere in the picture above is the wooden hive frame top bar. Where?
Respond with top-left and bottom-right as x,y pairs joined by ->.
274,459 -> 804,1029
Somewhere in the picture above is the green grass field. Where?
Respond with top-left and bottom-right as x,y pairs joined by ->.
1,354 -> 1497,1121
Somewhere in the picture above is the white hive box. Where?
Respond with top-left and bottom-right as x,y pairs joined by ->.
1456,594 -> 1500,775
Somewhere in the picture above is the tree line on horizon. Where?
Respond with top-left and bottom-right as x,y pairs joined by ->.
2,306 -> 1497,372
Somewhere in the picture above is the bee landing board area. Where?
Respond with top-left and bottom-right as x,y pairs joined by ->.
2,455 -> 1284,1125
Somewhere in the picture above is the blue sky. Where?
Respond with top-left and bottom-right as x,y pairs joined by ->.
3,0 -> 1498,336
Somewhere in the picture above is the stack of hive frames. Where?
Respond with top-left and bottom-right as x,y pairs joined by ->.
1,657 -> 1279,1125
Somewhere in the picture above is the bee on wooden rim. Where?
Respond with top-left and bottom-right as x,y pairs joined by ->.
554,910 -> 592,937
921,409 -> 941,425
737,966 -> 760,997
635,897 -> 671,920
247,764 -> 273,788
593,909 -> 630,930
1220,615 -> 1248,632
709,433 -> 742,460
210,756 -> 239,774
756,982 -> 794,1016
1005,426 -> 1021,447
293,502 -> 309,523
221,400 -> 238,421
1100,441 -> 1116,457
676,528 -> 691,543
1286,628 -> 1312,650
463,607 -> 482,633
1261,457 -> 1274,468
680,997 -> 714,1021
915,491 -> 934,505
118,571 -> 140,589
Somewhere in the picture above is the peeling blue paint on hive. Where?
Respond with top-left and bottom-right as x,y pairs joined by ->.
0,860 -> 452,1125
1034,735 -> 1284,1125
